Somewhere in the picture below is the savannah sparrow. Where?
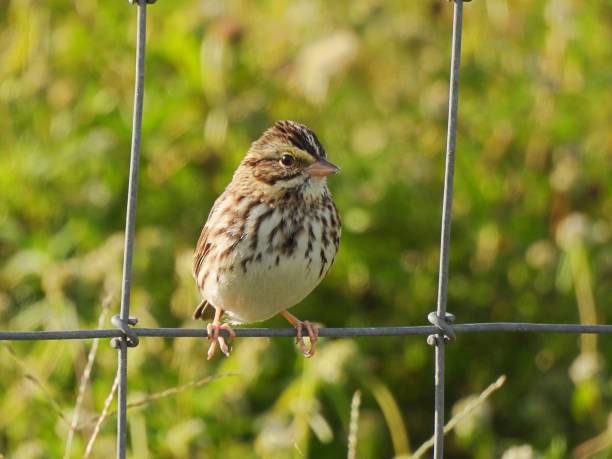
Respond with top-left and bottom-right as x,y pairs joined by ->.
193,120 -> 341,359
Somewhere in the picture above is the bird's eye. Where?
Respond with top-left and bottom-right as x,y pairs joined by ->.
280,154 -> 295,167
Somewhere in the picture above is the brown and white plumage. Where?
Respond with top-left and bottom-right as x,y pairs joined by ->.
193,120 -> 341,359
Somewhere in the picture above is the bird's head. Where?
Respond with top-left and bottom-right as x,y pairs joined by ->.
239,120 -> 339,196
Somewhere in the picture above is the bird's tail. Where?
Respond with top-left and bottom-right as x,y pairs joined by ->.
193,299 -> 211,320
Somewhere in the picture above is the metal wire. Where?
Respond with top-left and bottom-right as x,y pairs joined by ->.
113,1 -> 148,457
1,1 -> 609,458
429,0 -> 464,457
2,323 -> 612,342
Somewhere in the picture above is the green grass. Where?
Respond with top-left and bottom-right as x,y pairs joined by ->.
1,0 -> 611,457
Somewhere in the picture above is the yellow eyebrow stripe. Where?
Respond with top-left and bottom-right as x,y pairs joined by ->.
293,149 -> 317,164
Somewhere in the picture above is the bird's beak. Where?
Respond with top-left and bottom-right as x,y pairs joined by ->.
305,158 -> 340,177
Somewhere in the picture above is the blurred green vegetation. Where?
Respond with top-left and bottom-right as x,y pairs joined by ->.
1,0 -> 611,457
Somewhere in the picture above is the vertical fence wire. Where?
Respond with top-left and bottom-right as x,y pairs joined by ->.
431,0 -> 464,457
115,0 -> 148,457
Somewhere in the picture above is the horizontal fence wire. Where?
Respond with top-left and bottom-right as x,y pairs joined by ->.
2,324 -> 612,341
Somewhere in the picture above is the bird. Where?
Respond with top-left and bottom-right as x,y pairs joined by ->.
192,120 -> 341,360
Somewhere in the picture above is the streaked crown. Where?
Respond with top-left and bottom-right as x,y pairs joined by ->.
253,120 -> 327,159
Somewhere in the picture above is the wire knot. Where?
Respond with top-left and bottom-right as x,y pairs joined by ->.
110,314 -> 140,348
427,311 -> 456,346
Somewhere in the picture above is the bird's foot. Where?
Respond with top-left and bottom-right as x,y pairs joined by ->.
295,320 -> 318,358
206,322 -> 236,360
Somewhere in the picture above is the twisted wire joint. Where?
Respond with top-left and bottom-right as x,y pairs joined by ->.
427,312 -> 456,346
110,314 -> 140,348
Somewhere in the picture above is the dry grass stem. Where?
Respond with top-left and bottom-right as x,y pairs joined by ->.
82,370 -> 119,459
78,373 -> 238,430
371,379 -> 410,456
126,373 -> 238,411
408,375 -> 507,459
347,390 -> 362,459
573,420 -> 612,458
63,294 -> 112,459
3,343 -> 71,427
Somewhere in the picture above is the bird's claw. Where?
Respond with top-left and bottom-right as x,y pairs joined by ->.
206,322 -> 236,360
295,320 -> 318,358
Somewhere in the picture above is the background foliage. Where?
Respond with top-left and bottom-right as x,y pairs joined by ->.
1,0 -> 611,457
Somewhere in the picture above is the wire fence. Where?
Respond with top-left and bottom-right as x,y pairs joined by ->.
1,0 -> 611,457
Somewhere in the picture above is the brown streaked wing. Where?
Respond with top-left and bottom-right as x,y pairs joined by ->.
193,199 -> 221,281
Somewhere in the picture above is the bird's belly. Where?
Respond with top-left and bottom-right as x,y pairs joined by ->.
203,236 -> 334,324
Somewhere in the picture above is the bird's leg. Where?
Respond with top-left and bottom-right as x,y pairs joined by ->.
280,310 -> 318,358
205,307 -> 236,360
